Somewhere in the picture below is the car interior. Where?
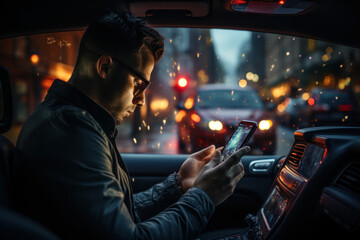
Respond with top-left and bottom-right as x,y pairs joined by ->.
1,0 -> 360,239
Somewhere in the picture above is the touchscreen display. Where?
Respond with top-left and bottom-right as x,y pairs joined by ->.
297,144 -> 325,178
261,187 -> 287,230
221,122 -> 254,161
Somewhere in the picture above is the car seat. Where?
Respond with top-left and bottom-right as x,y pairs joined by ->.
0,65 -> 59,239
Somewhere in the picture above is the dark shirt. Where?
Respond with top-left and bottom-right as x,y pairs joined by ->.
14,79 -> 214,239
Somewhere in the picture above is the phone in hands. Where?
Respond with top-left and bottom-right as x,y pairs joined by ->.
221,120 -> 258,162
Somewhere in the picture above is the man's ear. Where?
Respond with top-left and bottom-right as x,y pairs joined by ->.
96,55 -> 113,79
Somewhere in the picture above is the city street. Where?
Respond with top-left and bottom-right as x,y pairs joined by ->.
116,121 -> 295,156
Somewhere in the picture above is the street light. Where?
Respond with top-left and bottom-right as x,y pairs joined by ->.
30,54 -> 40,65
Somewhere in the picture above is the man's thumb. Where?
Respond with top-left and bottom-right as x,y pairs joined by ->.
206,150 -> 221,168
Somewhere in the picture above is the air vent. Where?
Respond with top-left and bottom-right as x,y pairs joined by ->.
334,162 -> 360,195
287,143 -> 306,168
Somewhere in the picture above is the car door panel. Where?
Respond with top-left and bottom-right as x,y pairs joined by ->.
122,153 -> 186,193
122,153 -> 283,228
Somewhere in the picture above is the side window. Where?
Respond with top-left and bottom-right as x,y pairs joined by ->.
0,33 -> 82,144
0,29 -> 359,154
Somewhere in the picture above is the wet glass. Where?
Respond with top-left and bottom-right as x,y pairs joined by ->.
196,90 -> 264,109
0,29 -> 359,155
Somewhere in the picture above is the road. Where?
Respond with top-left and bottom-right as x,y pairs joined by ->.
116,121 -> 296,156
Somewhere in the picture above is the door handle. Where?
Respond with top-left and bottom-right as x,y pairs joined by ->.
249,159 -> 275,173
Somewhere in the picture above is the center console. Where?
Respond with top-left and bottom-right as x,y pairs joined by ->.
202,127 -> 360,240
254,131 -> 326,240
258,141 -> 325,237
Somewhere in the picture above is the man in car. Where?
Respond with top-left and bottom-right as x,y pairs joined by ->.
13,11 -> 250,239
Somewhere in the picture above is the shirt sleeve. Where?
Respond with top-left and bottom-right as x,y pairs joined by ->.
16,109 -> 215,240
133,173 -> 183,221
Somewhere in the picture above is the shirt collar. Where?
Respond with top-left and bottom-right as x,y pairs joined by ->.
46,79 -> 117,139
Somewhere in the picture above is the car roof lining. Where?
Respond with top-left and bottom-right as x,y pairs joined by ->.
0,0 -> 359,48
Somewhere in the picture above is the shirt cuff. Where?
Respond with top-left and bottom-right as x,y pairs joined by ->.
168,173 -> 184,198
182,187 -> 215,222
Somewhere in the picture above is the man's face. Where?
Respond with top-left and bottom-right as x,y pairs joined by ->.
101,49 -> 155,125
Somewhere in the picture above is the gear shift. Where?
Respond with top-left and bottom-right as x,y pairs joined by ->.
245,214 -> 263,240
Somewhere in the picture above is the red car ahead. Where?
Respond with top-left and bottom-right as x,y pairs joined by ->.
176,84 -> 276,154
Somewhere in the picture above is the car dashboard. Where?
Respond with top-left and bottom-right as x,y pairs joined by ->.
257,126 -> 360,240
125,126 -> 360,240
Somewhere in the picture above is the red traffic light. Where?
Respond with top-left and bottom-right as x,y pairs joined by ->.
174,76 -> 189,92
177,77 -> 188,88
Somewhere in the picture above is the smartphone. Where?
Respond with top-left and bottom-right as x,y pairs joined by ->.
221,120 -> 258,162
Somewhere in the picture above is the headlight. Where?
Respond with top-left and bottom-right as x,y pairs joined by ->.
259,120 -> 273,130
208,121 -> 223,131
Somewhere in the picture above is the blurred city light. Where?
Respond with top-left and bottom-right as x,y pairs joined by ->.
191,113 -> 201,123
41,78 -> 54,89
208,120 -> 223,131
302,92 -> 310,101
338,77 -> 351,90
175,110 -> 186,122
49,63 -> 73,81
239,79 -> 247,88
259,120 -> 273,130
246,72 -> 254,80
150,99 -> 169,112
30,54 -> 40,65
184,97 -> 194,109
308,97 -> 315,106
272,86 -> 287,98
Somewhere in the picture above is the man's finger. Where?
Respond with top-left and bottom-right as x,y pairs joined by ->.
232,168 -> 245,185
206,150 -> 221,168
221,146 -> 251,169
216,146 -> 224,152
229,162 -> 244,178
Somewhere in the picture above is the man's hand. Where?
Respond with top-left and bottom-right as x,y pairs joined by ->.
193,146 -> 250,206
178,145 -> 222,192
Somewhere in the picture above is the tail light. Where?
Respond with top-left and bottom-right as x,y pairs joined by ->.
308,97 -> 315,106
338,104 -> 353,112
191,113 -> 201,123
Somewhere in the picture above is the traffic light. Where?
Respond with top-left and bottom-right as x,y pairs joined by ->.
174,76 -> 189,91
173,76 -> 190,102
177,77 -> 188,88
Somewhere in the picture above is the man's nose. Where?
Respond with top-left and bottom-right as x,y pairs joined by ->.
133,91 -> 146,106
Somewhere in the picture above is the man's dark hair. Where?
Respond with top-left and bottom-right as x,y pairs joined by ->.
79,11 -> 164,62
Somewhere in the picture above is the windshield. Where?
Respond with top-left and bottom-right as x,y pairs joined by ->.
195,90 -> 264,109
313,90 -> 353,105
0,28 -> 359,155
